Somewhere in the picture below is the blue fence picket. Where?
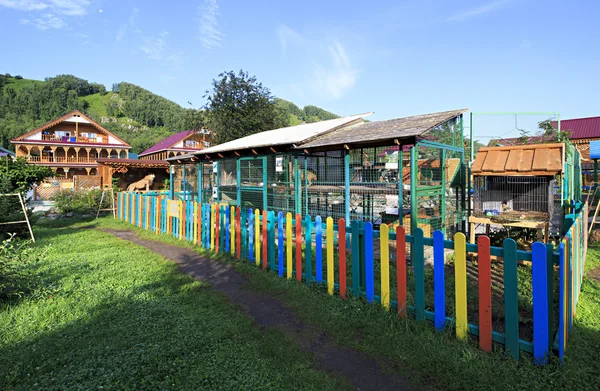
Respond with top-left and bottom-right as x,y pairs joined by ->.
241,208 -> 247,259
278,212 -> 284,277
248,209 -> 254,261
532,242 -> 549,365
268,211 -> 276,272
365,222 -> 374,304
225,206 -> 231,253
315,216 -> 323,283
433,230 -> 445,331
305,215 -> 312,285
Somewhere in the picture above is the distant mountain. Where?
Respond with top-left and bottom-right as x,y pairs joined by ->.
0,73 -> 341,154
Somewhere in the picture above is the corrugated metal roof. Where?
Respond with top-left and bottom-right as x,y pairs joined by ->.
299,108 -> 468,149
472,143 -> 564,176
590,140 -> 600,159
196,113 -> 372,155
139,131 -> 196,156
552,116 -> 600,139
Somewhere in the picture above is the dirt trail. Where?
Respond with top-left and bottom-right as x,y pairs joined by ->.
104,229 -> 420,391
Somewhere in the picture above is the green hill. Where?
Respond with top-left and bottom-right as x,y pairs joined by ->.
0,73 -> 341,154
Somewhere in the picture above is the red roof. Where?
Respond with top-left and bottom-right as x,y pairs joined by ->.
551,116 -> 600,139
11,110 -> 130,147
494,116 -> 600,146
139,130 -> 209,157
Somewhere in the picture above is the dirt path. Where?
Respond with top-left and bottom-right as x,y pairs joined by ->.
104,229 -> 420,391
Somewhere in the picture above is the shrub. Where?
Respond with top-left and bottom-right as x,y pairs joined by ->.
53,188 -> 112,215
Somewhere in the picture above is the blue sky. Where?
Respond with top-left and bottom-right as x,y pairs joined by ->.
1,0 -> 599,141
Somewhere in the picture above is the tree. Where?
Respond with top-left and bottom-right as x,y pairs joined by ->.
204,70 -> 279,144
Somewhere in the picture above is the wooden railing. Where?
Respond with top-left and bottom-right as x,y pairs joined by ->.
26,156 -> 98,164
41,134 -> 109,144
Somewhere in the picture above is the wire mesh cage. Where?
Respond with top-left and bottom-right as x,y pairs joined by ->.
266,154 -> 296,216
472,176 -> 556,223
302,151 -> 346,220
218,158 -> 237,204
239,157 -> 265,210
348,146 -> 400,227
410,143 -> 465,238
200,163 -> 215,204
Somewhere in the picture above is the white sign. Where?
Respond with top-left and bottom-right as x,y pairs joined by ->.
212,162 -> 218,173
275,157 -> 284,172
167,200 -> 180,217
212,187 -> 218,199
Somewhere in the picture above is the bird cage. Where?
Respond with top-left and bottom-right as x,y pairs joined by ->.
473,176 -> 556,223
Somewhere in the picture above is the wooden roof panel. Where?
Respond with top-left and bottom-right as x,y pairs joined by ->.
472,143 -> 564,176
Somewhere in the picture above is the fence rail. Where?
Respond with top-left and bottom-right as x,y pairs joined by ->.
116,192 -> 588,364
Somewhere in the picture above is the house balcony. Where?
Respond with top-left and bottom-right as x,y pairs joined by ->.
26,156 -> 98,164
41,134 -> 109,144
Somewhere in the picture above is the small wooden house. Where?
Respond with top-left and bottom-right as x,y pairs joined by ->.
470,143 -> 581,241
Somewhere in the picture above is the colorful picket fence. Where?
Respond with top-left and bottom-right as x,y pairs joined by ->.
116,192 -> 587,364
557,202 -> 588,362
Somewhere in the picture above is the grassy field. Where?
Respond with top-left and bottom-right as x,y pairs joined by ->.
0,220 -> 349,390
2,217 -> 600,390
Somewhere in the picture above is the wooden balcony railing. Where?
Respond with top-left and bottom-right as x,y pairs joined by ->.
41,134 -> 109,144
26,156 -> 99,164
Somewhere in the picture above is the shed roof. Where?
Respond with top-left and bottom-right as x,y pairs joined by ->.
196,113 -> 372,156
299,108 -> 468,149
472,143 -> 564,176
551,116 -> 600,139
96,158 -> 169,168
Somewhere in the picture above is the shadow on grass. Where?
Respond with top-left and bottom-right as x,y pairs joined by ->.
0,259 -> 346,391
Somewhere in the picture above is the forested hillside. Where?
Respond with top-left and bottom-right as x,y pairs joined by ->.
0,73 -> 340,153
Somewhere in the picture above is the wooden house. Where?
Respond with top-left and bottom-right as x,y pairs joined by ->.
11,110 -> 131,178
138,129 -> 214,160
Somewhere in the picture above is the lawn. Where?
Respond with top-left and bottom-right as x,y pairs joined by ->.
2,216 -> 600,390
0,220 -> 349,390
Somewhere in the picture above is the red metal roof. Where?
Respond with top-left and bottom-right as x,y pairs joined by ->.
494,116 -> 600,146
551,116 -> 600,139
139,130 -> 211,157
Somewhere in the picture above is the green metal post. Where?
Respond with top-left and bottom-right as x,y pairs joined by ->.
215,162 -> 220,202
440,148 -> 446,234
197,163 -> 202,202
594,159 -> 598,189
182,164 -> 186,201
262,157 -> 267,210
344,150 -> 350,223
304,158 -> 309,215
410,145 -> 418,234
236,159 -> 241,206
294,156 -> 301,215
169,165 -> 174,200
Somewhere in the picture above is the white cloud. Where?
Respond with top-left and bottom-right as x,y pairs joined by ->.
276,25 -> 359,101
140,31 -> 169,60
277,24 -> 303,55
312,41 -> 359,100
519,39 -> 532,49
20,13 -> 65,29
2,0 -> 92,29
196,0 -> 223,49
116,7 -> 138,41
447,0 -> 510,22
0,0 -> 48,11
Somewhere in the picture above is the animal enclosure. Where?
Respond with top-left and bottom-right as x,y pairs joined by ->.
168,109 -> 468,239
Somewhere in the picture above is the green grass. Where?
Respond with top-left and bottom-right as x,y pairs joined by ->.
0,220 -> 350,390
80,92 -> 111,117
94,217 -> 600,391
5,77 -> 44,91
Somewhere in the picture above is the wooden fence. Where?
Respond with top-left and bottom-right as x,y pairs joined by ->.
116,192 -> 588,364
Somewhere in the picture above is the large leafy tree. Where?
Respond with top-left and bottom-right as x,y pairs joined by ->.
204,70 -> 280,144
